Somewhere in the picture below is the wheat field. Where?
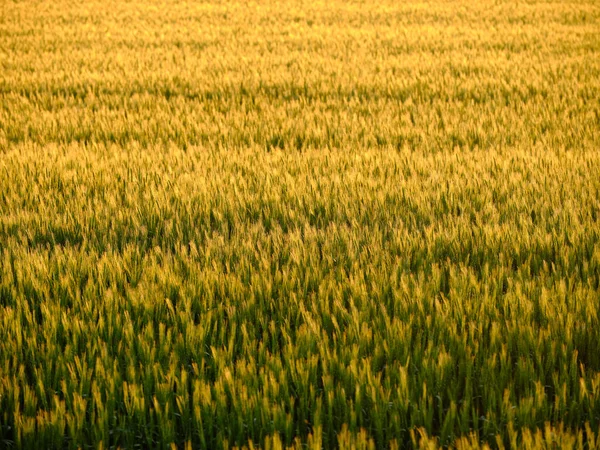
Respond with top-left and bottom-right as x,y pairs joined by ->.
1,0 -> 600,448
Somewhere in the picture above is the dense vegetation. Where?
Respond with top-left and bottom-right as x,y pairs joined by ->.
1,0 -> 599,448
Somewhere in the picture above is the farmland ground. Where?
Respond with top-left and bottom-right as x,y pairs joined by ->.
1,0 -> 600,448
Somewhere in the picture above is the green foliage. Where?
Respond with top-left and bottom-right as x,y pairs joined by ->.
1,0 -> 599,448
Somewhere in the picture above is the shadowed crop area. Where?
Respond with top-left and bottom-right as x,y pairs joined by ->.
1,0 -> 600,449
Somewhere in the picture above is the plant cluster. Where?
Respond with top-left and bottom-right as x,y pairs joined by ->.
1,0 -> 599,448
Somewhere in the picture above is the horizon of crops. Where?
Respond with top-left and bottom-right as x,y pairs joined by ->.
1,0 -> 600,449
